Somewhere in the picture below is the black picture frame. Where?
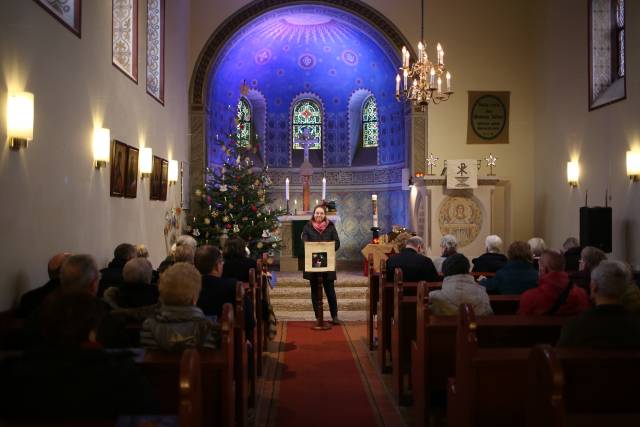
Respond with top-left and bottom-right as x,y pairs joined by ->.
124,146 -> 139,198
110,140 -> 127,197
150,155 -> 165,200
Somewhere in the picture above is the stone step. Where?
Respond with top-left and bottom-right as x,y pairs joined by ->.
272,298 -> 367,312
270,271 -> 368,289
274,310 -> 367,321
270,287 -> 367,300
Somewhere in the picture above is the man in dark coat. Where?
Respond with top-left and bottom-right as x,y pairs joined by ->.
98,243 -> 137,297
222,236 -> 258,283
17,252 -> 70,318
472,235 -> 508,273
386,236 -> 439,282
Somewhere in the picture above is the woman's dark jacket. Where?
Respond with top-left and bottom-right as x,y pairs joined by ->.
301,220 -> 340,281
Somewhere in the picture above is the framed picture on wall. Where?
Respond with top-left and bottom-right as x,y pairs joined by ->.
34,0 -> 82,38
160,158 -> 168,201
124,146 -> 139,198
110,140 -> 127,197
150,155 -> 164,200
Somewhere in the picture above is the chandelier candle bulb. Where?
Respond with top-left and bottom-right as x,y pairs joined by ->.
322,176 -> 326,200
396,74 -> 401,97
437,77 -> 442,93
285,177 -> 290,201
446,72 -> 452,92
437,43 -> 444,65
403,69 -> 409,92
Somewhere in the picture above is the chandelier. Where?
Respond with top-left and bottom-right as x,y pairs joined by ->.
395,0 -> 453,110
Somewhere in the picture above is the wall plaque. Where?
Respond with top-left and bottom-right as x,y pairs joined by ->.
467,91 -> 509,144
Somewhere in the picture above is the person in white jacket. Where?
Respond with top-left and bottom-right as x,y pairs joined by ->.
429,253 -> 493,316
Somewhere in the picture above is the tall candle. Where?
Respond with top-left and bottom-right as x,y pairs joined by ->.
285,177 -> 290,201
395,74 -> 401,97
372,194 -> 378,228
437,77 -> 442,93
446,72 -> 452,92
403,69 -> 408,93
322,176 -> 326,200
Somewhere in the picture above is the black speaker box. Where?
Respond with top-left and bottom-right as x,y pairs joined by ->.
579,207 -> 612,253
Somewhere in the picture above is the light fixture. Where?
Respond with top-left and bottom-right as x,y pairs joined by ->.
168,159 -> 179,184
7,91 -> 34,150
626,151 -> 640,182
567,161 -> 580,187
140,147 -> 152,179
92,128 -> 110,169
395,0 -> 453,110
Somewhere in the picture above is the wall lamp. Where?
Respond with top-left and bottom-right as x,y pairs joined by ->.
93,128 -> 110,169
140,147 -> 152,179
567,160 -> 580,187
168,159 -> 179,185
626,151 -> 640,182
7,91 -> 34,150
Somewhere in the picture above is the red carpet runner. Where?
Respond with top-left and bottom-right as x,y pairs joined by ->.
274,322 -> 378,427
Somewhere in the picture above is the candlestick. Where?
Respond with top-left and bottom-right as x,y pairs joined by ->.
322,176 -> 326,200
285,177 -> 290,201
371,194 -> 378,228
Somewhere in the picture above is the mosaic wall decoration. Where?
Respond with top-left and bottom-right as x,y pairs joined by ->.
146,0 -> 164,103
35,0 -> 81,37
112,0 -> 138,82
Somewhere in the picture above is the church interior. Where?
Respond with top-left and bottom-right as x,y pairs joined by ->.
1,0 -> 640,425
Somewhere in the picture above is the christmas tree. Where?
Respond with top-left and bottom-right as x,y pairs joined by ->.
190,108 -> 285,257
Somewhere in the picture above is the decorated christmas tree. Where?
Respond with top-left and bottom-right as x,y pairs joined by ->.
190,108 -> 285,257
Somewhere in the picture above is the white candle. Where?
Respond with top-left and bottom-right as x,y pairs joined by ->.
430,67 -> 436,88
437,43 -> 443,65
285,177 -> 290,201
417,41 -> 423,60
401,46 -> 407,68
322,176 -> 326,200
437,76 -> 442,93
446,72 -> 452,92
403,69 -> 408,93
315,199 -> 319,206
396,74 -> 400,97
371,194 -> 378,228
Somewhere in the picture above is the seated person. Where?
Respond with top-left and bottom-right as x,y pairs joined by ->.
222,236 -> 257,282
429,253 -> 493,316
528,237 -> 546,270
17,252 -> 70,318
0,292 -> 156,420
472,235 -> 508,273
141,262 -> 219,351
98,243 -> 136,296
569,246 -> 606,294
195,245 -> 255,335
386,236 -> 439,282
114,257 -> 159,308
432,234 -> 458,274
480,241 -> 538,295
558,260 -> 640,349
518,250 -> 590,316
158,235 -> 198,273
562,237 -> 581,272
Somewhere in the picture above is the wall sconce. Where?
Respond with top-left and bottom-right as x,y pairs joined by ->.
140,147 -> 152,179
92,128 -> 110,169
626,151 -> 640,182
567,160 -> 580,187
168,159 -> 179,185
7,91 -> 34,150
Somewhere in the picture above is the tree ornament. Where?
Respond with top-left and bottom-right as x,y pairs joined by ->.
242,216 -> 249,221
219,184 -> 227,192
204,218 -> 210,225
222,216 -> 230,222
233,224 -> 240,233
192,228 -> 201,237
262,229 -> 270,238
257,242 -> 264,249
195,189 -> 202,197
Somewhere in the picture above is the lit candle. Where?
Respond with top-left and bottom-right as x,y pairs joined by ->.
437,43 -> 443,65
285,177 -> 290,201
403,69 -> 408,93
417,41 -> 423,60
396,74 -> 400,97
430,67 -> 436,88
322,176 -> 326,200
401,46 -> 407,68
446,72 -> 452,92
315,199 -> 319,206
371,194 -> 378,228
437,76 -> 442,93
405,50 -> 410,68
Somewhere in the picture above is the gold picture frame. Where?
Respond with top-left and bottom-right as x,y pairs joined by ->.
304,241 -> 336,273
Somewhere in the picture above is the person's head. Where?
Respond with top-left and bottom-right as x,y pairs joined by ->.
158,262 -> 202,306
224,236 -> 248,259
38,292 -> 104,348
580,246 -> 607,272
123,257 -> 153,285
507,241 -> 533,263
440,234 -> 458,256
442,253 -> 470,277
527,237 -> 546,257
562,237 -> 579,252
194,245 -> 224,277
538,249 -> 565,274
590,260 -> 632,304
114,243 -> 137,262
174,245 -> 195,264
311,205 -> 328,223
405,236 -> 424,253
485,235 -> 503,254
176,235 -> 198,251
47,252 -> 71,279
136,244 -> 149,258
60,254 -> 100,296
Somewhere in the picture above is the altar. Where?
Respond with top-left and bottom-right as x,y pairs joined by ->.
277,213 -> 340,272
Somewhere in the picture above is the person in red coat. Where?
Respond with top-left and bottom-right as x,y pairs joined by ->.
518,249 -> 590,316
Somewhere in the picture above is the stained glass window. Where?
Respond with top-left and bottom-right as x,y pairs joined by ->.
615,0 -> 625,78
292,100 -> 322,150
236,98 -> 251,148
362,96 -> 378,148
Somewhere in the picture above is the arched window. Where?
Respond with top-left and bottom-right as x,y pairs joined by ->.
236,98 -> 251,147
292,100 -> 322,150
361,96 -> 378,148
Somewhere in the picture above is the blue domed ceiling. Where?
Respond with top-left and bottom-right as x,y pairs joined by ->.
206,4 -> 406,168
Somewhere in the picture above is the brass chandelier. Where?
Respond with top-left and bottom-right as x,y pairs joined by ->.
395,0 -> 453,110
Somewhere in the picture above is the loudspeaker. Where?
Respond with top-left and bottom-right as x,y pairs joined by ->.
579,207 -> 612,253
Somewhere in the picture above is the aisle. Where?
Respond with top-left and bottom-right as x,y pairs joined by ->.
272,322 -> 380,427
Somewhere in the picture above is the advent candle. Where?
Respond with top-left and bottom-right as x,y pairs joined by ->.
371,194 -> 378,228
322,176 -> 326,200
285,177 -> 290,201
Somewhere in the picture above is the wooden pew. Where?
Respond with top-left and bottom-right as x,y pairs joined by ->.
367,253 -> 380,350
527,345 -> 640,427
254,257 -> 264,376
240,269 -> 259,408
446,304 -> 567,427
233,282 -> 248,427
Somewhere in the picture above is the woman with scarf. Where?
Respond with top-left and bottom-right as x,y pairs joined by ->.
301,205 -> 341,324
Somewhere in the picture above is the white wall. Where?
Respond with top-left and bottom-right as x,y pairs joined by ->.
0,1 -> 190,309
533,0 -> 640,267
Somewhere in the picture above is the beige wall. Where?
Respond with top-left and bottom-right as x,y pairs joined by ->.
0,1 -> 190,309
533,0 -> 640,267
